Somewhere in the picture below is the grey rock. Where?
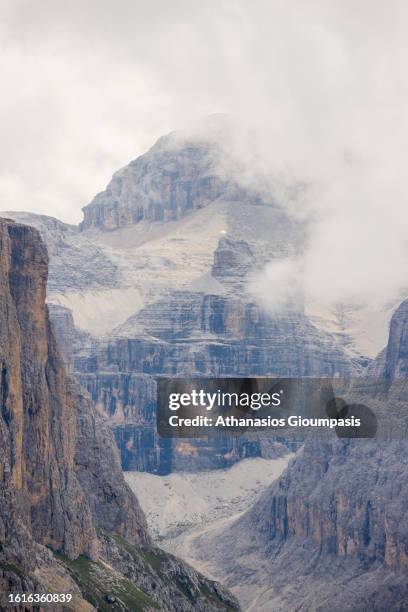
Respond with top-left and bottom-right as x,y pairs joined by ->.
183,307 -> 408,610
80,132 -> 231,232
2,134 -> 370,476
385,298 -> 408,379
0,217 -> 237,611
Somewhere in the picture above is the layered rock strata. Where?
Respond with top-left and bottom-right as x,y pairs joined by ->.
184,303 -> 408,610
0,218 -> 238,611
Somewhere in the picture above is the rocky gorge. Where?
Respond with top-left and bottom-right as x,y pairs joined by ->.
3,123 -> 408,610
167,304 -> 408,611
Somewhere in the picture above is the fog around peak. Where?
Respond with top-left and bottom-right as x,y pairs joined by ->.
1,0 -> 408,312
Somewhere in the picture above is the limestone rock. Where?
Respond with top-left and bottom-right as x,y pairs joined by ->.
0,218 -> 235,610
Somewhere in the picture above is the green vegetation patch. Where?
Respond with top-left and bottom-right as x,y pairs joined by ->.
55,553 -> 159,611
140,547 -> 168,573
0,562 -> 25,579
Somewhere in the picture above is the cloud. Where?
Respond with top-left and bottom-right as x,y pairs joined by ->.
1,0 -> 408,314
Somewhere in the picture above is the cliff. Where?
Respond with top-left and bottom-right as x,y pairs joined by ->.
192,443 -> 408,611
0,219 -> 98,561
384,298 -> 408,379
2,131 -> 372,475
185,305 -> 408,610
0,218 -> 238,611
80,131 -> 231,232
75,288 -> 357,472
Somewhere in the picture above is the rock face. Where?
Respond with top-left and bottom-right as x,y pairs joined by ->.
185,307 -> 408,610
193,442 -> 408,611
3,127 -> 369,475
80,131 -> 231,231
247,436 -> 408,568
3,211 -> 119,294
48,304 -> 92,372
111,291 -> 355,378
2,125 -> 407,609
384,298 -> 408,379
72,383 -> 149,547
75,288 -> 358,472
0,218 -> 239,611
0,219 -> 98,561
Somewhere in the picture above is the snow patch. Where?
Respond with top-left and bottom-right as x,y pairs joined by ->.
305,299 -> 397,358
50,288 -> 143,335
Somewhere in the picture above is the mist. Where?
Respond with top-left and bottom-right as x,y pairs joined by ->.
1,0 -> 408,316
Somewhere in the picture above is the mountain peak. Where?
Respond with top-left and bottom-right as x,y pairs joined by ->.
80,124 -> 235,232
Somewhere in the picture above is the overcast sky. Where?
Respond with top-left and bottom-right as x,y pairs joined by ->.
1,0 -> 406,224
2,1 -> 408,321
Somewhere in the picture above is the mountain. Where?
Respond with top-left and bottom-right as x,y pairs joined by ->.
0,218 -> 238,610
3,126 -> 372,474
176,304 -> 408,611
3,121 -> 408,610
80,128 -> 233,231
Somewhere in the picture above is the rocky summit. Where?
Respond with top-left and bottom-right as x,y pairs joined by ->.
0,218 -> 239,611
3,127 -> 372,474
2,123 -> 408,610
